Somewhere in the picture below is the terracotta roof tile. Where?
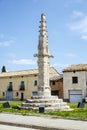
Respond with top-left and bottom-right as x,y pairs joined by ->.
63,64 -> 87,72
50,75 -> 63,81
0,67 -> 59,78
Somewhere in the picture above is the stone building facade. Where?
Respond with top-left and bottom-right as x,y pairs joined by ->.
0,67 -> 62,100
63,64 -> 87,103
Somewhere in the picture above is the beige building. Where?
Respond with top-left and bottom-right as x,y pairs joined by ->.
63,64 -> 87,103
0,67 -> 60,100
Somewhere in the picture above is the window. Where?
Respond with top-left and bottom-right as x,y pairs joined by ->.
72,77 -> 78,84
51,90 -> 59,96
2,92 -> 5,96
32,91 -> 38,96
34,80 -> 37,86
52,81 -> 55,85
19,81 -> 25,90
16,92 -> 19,96
7,82 -> 13,91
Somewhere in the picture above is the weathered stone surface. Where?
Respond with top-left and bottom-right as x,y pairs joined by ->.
20,14 -> 70,111
21,95 -> 70,111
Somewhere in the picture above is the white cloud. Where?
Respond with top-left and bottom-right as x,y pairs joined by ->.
68,11 -> 87,40
52,63 -> 69,69
70,16 -> 87,33
72,11 -> 84,19
81,35 -> 87,40
0,39 -> 15,46
0,34 -> 16,46
65,0 -> 84,7
65,53 -> 77,58
10,59 -> 36,65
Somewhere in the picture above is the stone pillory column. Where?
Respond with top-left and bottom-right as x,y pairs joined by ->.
34,13 -> 53,98
20,13 -> 70,111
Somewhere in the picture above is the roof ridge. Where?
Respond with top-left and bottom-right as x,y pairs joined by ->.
1,68 -> 38,74
63,64 -> 87,72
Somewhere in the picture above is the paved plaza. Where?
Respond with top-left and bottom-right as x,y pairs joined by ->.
0,113 -> 87,130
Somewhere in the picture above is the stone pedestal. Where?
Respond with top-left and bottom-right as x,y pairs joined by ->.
21,96 -> 70,111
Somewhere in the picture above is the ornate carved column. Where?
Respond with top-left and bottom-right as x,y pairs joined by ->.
34,13 -> 53,97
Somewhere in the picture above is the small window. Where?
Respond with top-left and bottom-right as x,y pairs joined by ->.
34,80 -> 37,86
16,92 -> 19,96
32,91 -> 38,96
52,81 -> 55,85
19,81 -> 25,90
72,77 -> 78,84
2,92 -> 5,96
51,90 -> 59,96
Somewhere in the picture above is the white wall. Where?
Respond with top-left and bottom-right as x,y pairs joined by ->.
63,71 -> 87,100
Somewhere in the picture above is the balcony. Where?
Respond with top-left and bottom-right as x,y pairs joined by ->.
19,85 -> 25,91
7,86 -> 13,91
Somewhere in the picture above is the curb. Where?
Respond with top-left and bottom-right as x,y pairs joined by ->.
0,121 -> 66,130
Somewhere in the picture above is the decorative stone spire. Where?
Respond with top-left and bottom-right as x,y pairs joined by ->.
20,13 -> 70,111
34,13 -> 53,97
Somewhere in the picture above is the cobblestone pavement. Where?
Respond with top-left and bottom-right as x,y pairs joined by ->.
0,113 -> 87,130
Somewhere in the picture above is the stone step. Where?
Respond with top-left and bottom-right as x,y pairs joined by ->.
20,96 -> 70,111
21,100 -> 70,111
26,98 -> 63,103
20,104 -> 70,111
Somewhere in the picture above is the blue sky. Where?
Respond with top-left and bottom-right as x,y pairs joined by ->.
0,0 -> 87,73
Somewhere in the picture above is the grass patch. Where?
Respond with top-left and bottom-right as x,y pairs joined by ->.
0,101 -> 87,120
45,103 -> 87,120
0,101 -> 36,115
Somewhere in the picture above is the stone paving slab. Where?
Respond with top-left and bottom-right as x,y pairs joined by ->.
0,113 -> 87,130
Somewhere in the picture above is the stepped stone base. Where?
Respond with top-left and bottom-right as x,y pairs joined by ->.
20,96 -> 70,111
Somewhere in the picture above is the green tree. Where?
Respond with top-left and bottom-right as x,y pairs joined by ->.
1,66 -> 6,72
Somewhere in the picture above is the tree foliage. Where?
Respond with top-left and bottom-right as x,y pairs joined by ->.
1,66 -> 6,72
